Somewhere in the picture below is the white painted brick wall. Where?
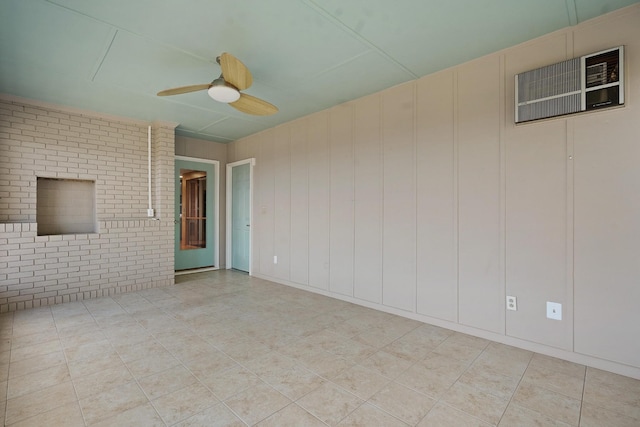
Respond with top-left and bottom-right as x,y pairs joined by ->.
0,98 -> 176,312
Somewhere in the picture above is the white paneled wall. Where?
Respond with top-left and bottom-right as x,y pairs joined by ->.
416,71 -> 457,323
329,105 -> 355,297
229,5 -> 640,378
289,120 -> 310,285
306,113 -> 330,290
456,56 -> 503,334
381,83 -> 416,313
273,127 -> 291,281
353,95 -> 383,304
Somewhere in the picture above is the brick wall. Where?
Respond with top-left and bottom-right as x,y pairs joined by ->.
0,97 -> 175,312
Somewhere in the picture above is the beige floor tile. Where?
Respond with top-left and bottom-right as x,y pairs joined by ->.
224,382 -> 291,425
199,364 -> 262,400
442,382 -> 510,425
152,382 -> 218,425
68,350 -> 122,378
583,375 -> 640,421
73,363 -> 135,399
138,365 -> 198,400
395,364 -> 456,400
522,363 -> 585,399
499,403 -> 574,426
242,351 -> 296,377
9,331 -> 58,349
417,402 -> 494,427
369,381 -> 436,425
256,403 -> 326,427
0,350 -> 10,365
90,403 -> 165,427
8,401 -> 84,427
471,348 -> 530,379
7,362 -> 70,399
0,362 -> 8,382
359,350 -> 414,379
126,349 -> 181,379
458,363 -> 521,400
9,339 -> 62,362
432,338 -> 486,364
297,381 -> 363,426
529,353 -> 586,379
332,364 -> 390,400
79,381 -> 148,425
513,382 -> 582,425
64,338 -> 114,363
57,321 -> 102,340
114,337 -> 167,363
59,327 -> 107,347
8,350 -> 66,378
337,402 -> 408,426
326,337 -> 377,363
218,337 -> 272,363
5,381 -> 77,425
352,330 -> 398,349
260,363 -> 327,400
381,335 -> 436,362
4,271 -> 640,427
395,354 -> 469,399
580,401 -> 640,427
182,349 -> 242,379
175,403 -> 245,427
298,350 -> 355,378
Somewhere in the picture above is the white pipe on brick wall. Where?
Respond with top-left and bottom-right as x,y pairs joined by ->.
147,125 -> 154,217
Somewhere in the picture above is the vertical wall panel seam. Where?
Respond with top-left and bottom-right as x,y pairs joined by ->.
413,81 -> 419,313
349,104 -> 355,297
499,53 -> 508,336
379,93 -> 385,305
453,70 -> 460,324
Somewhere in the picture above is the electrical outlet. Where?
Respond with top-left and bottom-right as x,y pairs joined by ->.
547,302 -> 562,320
506,296 -> 517,311
273,255 -> 278,264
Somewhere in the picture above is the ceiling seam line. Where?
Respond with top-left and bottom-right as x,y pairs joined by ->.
302,0 -> 419,79
44,0 -> 218,65
90,28 -> 118,81
307,50 -> 374,80
565,0 -> 579,25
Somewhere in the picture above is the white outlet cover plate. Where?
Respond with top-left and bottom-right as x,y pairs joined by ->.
547,302 -> 562,320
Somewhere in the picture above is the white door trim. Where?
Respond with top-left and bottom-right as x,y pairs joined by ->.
175,155 -> 220,270
226,158 -> 255,275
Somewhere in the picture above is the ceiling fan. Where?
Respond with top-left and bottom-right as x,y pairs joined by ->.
157,52 -> 278,116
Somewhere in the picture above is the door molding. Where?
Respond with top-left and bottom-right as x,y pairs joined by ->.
175,155 -> 220,271
226,158 -> 255,274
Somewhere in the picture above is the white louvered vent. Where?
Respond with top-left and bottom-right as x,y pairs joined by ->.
515,46 -> 624,123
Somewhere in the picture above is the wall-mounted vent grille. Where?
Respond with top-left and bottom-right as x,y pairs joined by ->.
516,58 -> 581,122
515,46 -> 623,123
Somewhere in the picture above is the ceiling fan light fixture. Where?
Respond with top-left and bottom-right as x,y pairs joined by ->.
208,78 -> 240,103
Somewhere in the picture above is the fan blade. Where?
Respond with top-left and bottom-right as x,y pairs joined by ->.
220,52 -> 253,91
230,93 -> 278,116
157,84 -> 211,96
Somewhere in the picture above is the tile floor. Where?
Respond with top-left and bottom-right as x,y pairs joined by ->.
1,270 -> 639,426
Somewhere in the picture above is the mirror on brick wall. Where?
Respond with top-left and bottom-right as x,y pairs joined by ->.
36,177 -> 97,235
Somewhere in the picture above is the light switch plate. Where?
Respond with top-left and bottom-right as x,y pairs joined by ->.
547,302 -> 562,320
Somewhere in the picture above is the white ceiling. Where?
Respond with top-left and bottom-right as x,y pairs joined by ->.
1,0 -> 638,143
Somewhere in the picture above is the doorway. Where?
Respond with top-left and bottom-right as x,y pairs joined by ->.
226,159 -> 254,273
175,157 -> 219,271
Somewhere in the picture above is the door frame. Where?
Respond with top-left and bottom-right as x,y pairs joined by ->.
175,155 -> 220,273
226,158 -> 255,275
